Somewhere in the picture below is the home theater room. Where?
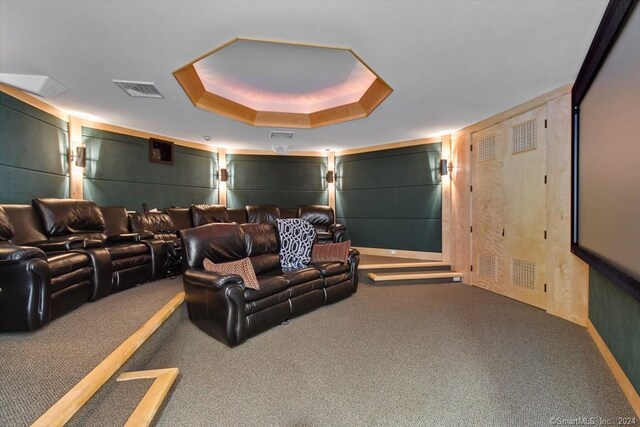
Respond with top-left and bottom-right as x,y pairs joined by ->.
1,0 -> 638,425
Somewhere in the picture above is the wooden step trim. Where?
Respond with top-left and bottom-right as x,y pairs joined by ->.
367,272 -> 462,282
359,261 -> 449,270
354,246 -> 442,261
587,321 -> 640,417
117,368 -> 180,427
32,292 -> 185,427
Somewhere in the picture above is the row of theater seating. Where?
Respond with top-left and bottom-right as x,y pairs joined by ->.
0,199 -> 345,332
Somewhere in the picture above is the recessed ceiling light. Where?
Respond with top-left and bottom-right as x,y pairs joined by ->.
202,135 -> 211,141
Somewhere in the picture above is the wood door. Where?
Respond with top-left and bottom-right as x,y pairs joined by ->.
470,123 -> 506,293
470,106 -> 547,309
501,106 -> 547,309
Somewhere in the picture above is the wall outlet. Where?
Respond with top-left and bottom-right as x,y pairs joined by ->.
453,276 -> 462,282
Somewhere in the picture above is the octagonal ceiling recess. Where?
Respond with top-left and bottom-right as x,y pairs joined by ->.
173,38 -> 393,129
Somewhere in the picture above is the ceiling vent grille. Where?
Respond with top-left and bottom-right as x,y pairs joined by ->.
113,80 -> 164,98
270,131 -> 294,139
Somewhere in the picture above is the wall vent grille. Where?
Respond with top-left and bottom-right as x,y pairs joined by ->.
113,80 -> 164,98
479,254 -> 497,280
512,258 -> 536,290
478,135 -> 496,162
512,120 -> 536,154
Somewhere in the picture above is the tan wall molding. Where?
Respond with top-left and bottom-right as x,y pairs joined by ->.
454,83 -> 572,137
0,84 -> 69,121
587,321 -> 640,417
225,148 -> 327,157
354,246 -> 443,261
78,119 -> 217,153
335,137 -> 443,156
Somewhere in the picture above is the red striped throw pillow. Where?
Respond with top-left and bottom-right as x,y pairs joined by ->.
203,257 -> 260,290
311,241 -> 351,263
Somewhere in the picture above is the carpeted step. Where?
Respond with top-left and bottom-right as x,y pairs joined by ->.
366,271 -> 463,285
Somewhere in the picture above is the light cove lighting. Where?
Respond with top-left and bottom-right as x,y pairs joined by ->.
173,38 -> 393,129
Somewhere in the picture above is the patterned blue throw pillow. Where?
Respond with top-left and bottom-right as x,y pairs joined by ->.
276,218 -> 317,268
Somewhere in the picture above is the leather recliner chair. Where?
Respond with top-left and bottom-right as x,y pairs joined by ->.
298,205 -> 346,243
128,211 -> 181,276
99,206 -> 163,288
0,205 -> 102,331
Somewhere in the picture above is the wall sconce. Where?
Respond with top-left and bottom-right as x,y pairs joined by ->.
219,168 -> 228,182
69,146 -> 86,168
326,170 -> 335,183
440,159 -> 452,176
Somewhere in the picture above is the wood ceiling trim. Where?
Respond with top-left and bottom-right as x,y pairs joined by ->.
172,38 -> 393,129
358,78 -> 393,114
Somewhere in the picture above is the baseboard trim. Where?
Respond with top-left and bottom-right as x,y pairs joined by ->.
32,291 -> 185,427
353,246 -> 442,261
586,320 -> 640,417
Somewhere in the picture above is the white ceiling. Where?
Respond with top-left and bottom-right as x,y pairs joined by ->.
0,0 -> 607,152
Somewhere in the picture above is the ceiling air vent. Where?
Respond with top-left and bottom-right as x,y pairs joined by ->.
270,130 -> 294,139
113,80 -> 164,98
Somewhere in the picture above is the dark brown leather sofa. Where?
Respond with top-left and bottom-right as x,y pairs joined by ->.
0,199 -> 173,332
181,222 -> 359,346
167,204 -> 346,243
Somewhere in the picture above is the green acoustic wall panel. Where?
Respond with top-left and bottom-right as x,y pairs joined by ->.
0,92 -> 69,203
226,154 -> 328,208
83,128 -> 217,211
336,144 -> 442,252
589,268 -> 640,393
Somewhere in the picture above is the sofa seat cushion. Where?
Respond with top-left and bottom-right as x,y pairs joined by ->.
244,275 -> 288,302
244,289 -> 289,315
106,243 -> 149,260
288,279 -> 324,297
279,267 -> 322,286
309,261 -> 349,277
112,255 -> 152,271
47,252 -> 90,277
51,268 -> 92,294
325,272 -> 351,287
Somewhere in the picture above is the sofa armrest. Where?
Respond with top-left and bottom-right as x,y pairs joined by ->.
184,268 -> 244,290
80,239 -> 104,249
183,268 -> 246,347
0,243 -> 46,264
328,223 -> 346,243
0,256 -> 50,331
137,232 -> 156,241
348,247 -> 360,291
106,233 -> 141,244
